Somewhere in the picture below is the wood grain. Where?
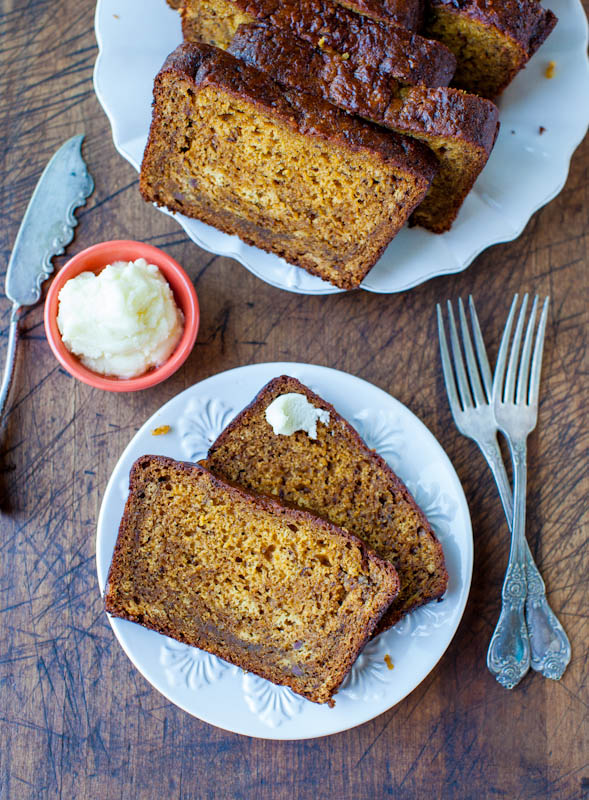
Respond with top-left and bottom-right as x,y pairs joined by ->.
0,2 -> 587,798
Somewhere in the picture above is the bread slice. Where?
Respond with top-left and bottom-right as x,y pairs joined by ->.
229,22 -> 500,232
181,0 -> 456,86
203,376 -> 448,632
181,0 -> 426,39
140,42 -> 438,290
425,0 -> 557,99
105,455 -> 400,706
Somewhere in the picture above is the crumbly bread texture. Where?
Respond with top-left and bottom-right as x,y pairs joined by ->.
229,22 -> 500,232
139,42 -> 437,289
203,376 -> 448,631
105,456 -> 400,705
425,0 -> 557,98
181,0 -> 456,86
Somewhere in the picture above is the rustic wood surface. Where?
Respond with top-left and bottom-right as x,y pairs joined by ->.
0,2 -> 587,798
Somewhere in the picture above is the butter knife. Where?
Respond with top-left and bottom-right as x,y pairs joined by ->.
0,135 -> 94,421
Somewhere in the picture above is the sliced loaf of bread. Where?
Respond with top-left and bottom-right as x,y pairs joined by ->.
229,21 -> 500,232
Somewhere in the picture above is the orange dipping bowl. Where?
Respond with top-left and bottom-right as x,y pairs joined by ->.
44,240 -> 199,392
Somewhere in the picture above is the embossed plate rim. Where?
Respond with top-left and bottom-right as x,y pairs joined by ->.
94,0 -> 589,295
96,362 -> 473,739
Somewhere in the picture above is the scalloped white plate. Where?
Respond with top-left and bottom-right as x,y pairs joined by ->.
96,363 -> 473,739
94,0 -> 589,294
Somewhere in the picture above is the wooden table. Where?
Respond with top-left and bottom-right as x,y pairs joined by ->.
1,2 -> 587,798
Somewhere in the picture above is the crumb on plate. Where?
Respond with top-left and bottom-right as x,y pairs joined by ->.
545,61 -> 556,79
152,425 -> 171,436
384,654 -> 394,670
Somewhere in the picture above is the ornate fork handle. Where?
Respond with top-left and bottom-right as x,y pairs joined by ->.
478,437 -> 570,679
525,567 -> 571,678
487,560 -> 530,688
486,439 -> 530,688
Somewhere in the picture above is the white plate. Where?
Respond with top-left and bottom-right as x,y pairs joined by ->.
94,0 -> 589,295
96,363 -> 473,739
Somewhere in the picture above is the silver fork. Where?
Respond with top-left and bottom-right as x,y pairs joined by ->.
488,294 -> 570,686
437,296 -> 570,688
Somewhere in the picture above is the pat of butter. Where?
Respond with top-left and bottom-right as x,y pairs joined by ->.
57,258 -> 183,379
265,393 -> 329,439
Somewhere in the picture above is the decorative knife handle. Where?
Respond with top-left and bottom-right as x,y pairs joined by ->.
0,305 -> 20,424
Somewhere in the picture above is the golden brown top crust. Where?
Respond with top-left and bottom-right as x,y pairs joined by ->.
334,0 -> 424,28
159,42 -> 438,178
429,0 -> 557,57
229,22 -> 399,117
183,0 -> 456,86
389,87 -> 499,152
229,22 -> 499,151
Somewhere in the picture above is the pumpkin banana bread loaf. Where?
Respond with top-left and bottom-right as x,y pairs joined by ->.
203,376 -> 448,631
181,0 -> 456,86
140,42 -> 438,289
425,0 -> 557,98
105,456 -> 400,706
229,22 -> 500,232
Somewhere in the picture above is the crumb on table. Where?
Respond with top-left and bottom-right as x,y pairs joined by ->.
152,425 -> 171,436
539,126 -> 546,135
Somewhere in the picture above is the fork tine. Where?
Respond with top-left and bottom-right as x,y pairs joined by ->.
458,298 -> 486,406
447,300 -> 474,410
516,295 -> 539,405
468,295 -> 493,403
494,294 -> 519,402
437,304 -> 462,415
528,297 -> 550,407
504,293 -> 529,403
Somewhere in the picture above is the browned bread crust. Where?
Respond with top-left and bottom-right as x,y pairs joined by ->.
105,455 -> 400,705
181,0 -> 456,86
229,22 -> 500,231
425,0 -> 557,98
140,42 -> 438,289
334,0 -> 424,27
203,376 -> 449,632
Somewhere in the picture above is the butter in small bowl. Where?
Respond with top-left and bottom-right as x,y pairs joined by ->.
44,241 -> 199,391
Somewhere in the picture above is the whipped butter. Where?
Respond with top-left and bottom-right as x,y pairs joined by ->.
57,258 -> 184,379
265,393 -> 329,438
